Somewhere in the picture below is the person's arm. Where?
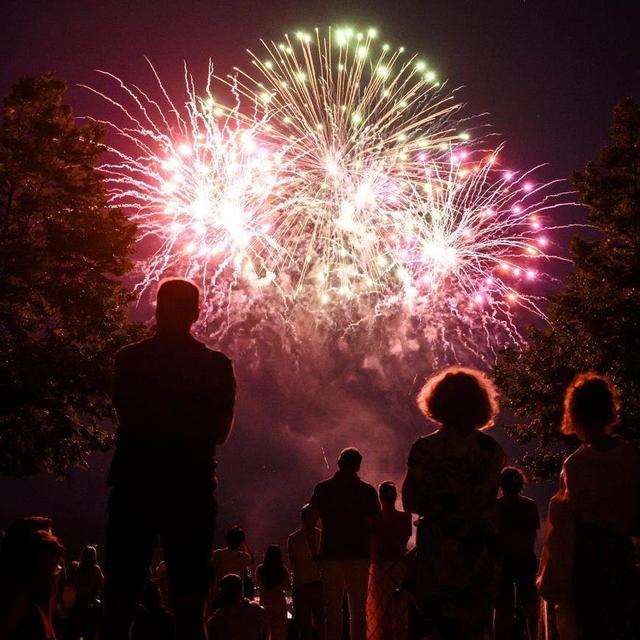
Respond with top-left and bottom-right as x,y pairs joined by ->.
241,540 -> 255,565
367,487 -> 382,532
287,535 -> 295,567
402,513 -> 413,548
307,486 -> 322,558
532,500 -> 541,531
210,552 -> 218,582
402,441 -> 430,516
95,566 -> 105,593
215,356 -> 236,445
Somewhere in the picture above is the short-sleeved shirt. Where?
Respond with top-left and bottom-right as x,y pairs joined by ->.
108,332 -> 235,490
211,549 -> 253,587
287,528 -> 322,588
207,599 -> 266,640
310,471 -> 381,560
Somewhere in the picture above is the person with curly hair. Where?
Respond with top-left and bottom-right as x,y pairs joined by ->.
402,367 -> 505,640
538,373 -> 640,640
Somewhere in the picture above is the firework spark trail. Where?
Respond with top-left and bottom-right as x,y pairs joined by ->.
82,60 -> 296,322
230,27 -> 463,298
83,26 -> 575,356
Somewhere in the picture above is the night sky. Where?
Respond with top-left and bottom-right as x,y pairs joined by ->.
1,0 -> 639,559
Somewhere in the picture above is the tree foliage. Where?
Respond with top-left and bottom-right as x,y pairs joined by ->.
494,98 -> 640,478
0,74 -> 139,476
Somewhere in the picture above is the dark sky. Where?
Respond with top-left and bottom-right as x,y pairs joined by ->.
1,0 -> 639,558
3,0 -> 639,177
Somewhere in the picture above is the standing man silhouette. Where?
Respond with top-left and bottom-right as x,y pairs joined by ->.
309,448 -> 381,640
100,278 -> 236,640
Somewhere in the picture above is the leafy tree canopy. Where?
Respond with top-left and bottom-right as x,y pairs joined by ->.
495,98 -> 640,479
0,73 -> 139,476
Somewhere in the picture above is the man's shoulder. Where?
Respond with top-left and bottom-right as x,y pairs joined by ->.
313,476 -> 334,492
115,337 -> 159,372
358,478 -> 378,495
211,547 -> 228,560
518,494 -> 538,509
242,599 -> 265,613
411,433 -> 439,450
193,340 -> 232,368
117,336 -> 156,359
288,528 -> 303,542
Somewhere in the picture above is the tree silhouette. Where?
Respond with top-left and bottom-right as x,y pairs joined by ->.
0,74 -> 138,476
495,98 -> 640,478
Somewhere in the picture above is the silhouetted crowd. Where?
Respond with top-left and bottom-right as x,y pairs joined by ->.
1,278 -> 639,640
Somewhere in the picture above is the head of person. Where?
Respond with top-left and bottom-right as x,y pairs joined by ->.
417,367 -> 499,434
0,516 -> 55,586
259,545 -> 286,589
500,467 -> 526,497
219,573 -> 243,605
25,530 -> 64,604
337,447 -> 362,473
225,525 -> 245,551
561,372 -> 619,443
79,544 -> 97,569
379,481 -> 397,505
4,516 -> 52,545
155,278 -> 200,334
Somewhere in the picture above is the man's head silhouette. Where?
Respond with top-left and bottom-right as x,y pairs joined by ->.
156,278 -> 200,334
337,447 -> 362,473
219,573 -> 243,605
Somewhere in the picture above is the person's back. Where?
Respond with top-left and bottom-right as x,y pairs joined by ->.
132,582 -> 174,640
109,332 -> 234,490
563,436 -> 640,535
208,599 -> 266,640
101,278 -> 236,640
538,374 -> 640,640
496,469 -> 540,574
495,468 -> 540,640
288,505 -> 323,640
311,467 -> 380,561
76,545 -> 104,601
402,367 -> 505,640
371,509 -> 412,564
310,448 -> 381,640
1,527 -> 64,640
368,482 -> 412,640
256,546 -> 290,640
405,428 -> 503,522
208,574 -> 266,640
211,526 -> 253,603
287,529 -> 321,590
212,548 -> 252,585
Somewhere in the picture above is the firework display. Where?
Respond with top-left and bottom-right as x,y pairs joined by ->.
85,27 -> 569,352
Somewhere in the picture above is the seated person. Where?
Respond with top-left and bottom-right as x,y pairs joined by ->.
132,581 -> 174,640
208,574 -> 266,640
